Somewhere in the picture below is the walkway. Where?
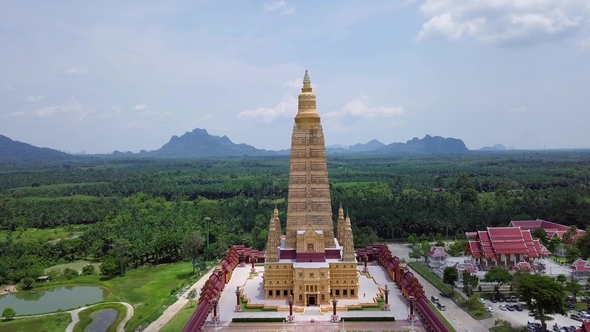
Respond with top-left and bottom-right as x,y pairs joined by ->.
13,301 -> 133,332
143,268 -> 215,332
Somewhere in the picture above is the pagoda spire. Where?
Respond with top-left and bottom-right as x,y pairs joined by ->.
337,203 -> 345,245
342,214 -> 356,262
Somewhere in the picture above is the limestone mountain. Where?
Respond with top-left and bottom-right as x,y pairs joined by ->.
0,134 -> 71,161
478,144 -> 507,151
349,139 -> 385,152
375,135 -> 468,154
154,128 -> 280,157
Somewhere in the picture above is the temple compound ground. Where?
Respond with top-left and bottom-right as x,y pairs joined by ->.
199,263 -> 424,331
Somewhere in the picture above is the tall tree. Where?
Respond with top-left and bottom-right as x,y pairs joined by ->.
516,274 -> 567,332
112,238 -> 131,277
443,266 -> 459,293
182,231 -> 206,275
565,280 -> 583,300
484,268 -> 512,297
532,227 -> 548,246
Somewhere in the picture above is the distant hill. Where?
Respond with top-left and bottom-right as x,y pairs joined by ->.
375,135 -> 468,154
152,128 -> 281,157
478,144 -> 507,151
0,134 -> 71,161
349,139 -> 385,152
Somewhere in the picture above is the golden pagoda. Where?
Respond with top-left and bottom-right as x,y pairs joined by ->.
263,70 -> 358,306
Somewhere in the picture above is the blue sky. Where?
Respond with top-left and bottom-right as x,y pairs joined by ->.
1,0 -> 589,153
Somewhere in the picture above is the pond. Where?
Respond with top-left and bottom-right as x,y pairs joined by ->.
0,286 -> 106,315
85,308 -> 118,332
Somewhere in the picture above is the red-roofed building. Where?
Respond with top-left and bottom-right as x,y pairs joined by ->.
427,246 -> 447,268
454,262 -> 477,280
511,261 -> 532,272
466,227 -> 547,267
509,219 -> 585,241
576,321 -> 590,332
569,259 -> 590,277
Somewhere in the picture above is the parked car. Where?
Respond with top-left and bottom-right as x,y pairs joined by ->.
431,295 -> 439,304
506,304 -> 515,311
566,296 -> 576,302
580,311 -> 590,319
570,313 -> 584,321
439,292 -> 450,298
509,295 -> 518,302
529,310 -> 538,316
437,302 -> 446,311
491,297 -> 498,303
514,303 -> 523,311
485,306 -> 494,313
499,304 -> 507,311
478,298 -> 487,304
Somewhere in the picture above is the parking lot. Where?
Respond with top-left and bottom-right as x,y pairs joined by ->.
480,298 -> 586,331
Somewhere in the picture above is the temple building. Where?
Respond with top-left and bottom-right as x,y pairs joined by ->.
263,70 -> 358,306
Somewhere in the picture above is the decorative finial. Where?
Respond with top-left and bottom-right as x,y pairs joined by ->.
303,70 -> 310,83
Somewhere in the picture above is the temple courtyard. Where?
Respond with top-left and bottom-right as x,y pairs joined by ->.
200,263 -> 425,331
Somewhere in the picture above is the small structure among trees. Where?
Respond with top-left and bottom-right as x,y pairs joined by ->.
427,246 -> 447,268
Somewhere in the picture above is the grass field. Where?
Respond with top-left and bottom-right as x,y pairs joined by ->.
73,303 -> 127,332
489,327 -> 519,332
39,262 -> 197,331
0,314 -> 71,332
0,226 -> 85,243
44,260 -> 102,274
160,302 -> 197,332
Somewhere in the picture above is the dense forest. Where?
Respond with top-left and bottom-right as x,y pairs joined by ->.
1,151 -> 590,284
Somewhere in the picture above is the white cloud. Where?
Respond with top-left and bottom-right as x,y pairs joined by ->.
8,111 -> 25,117
509,106 -> 527,112
26,95 -> 45,102
325,94 -> 404,119
33,96 -> 88,119
112,105 -> 122,113
415,0 -> 588,46
133,104 -> 146,111
263,0 -> 295,15
237,95 -> 297,123
64,65 -> 91,75
0,84 -> 15,91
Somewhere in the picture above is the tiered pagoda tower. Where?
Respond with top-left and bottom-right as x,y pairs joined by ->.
264,70 -> 358,306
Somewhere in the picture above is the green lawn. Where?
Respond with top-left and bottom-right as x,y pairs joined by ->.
0,226 -> 85,243
160,302 -> 197,332
0,314 -> 71,332
39,262 -> 199,331
489,327 -> 519,332
44,260 -> 102,274
73,303 -> 127,332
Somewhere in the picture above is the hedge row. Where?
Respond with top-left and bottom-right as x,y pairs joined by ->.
341,316 -> 396,322
231,317 -> 286,323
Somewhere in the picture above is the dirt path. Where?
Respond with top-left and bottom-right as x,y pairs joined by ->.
143,268 -> 215,332
0,284 -> 17,296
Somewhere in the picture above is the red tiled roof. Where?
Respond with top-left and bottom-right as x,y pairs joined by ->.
428,246 -> 447,257
453,262 -> 477,274
467,227 -> 545,260
510,219 -> 570,231
577,321 -> 590,332
569,259 -> 590,272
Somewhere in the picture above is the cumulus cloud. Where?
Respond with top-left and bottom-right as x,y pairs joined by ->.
237,95 -> 297,123
33,97 -> 88,119
415,0 -> 588,46
64,65 -> 91,75
509,106 -> 527,112
133,104 -> 146,111
263,0 -> 295,15
26,95 -> 45,102
237,78 -> 306,123
325,94 -> 404,119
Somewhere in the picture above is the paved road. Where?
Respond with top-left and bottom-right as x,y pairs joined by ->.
387,243 -> 494,332
143,268 -> 215,332
64,302 -> 134,332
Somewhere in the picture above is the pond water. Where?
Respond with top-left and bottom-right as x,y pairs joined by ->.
0,286 -> 106,315
85,308 -> 118,332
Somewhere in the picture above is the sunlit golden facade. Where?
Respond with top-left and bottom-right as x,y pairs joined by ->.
264,71 -> 358,306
